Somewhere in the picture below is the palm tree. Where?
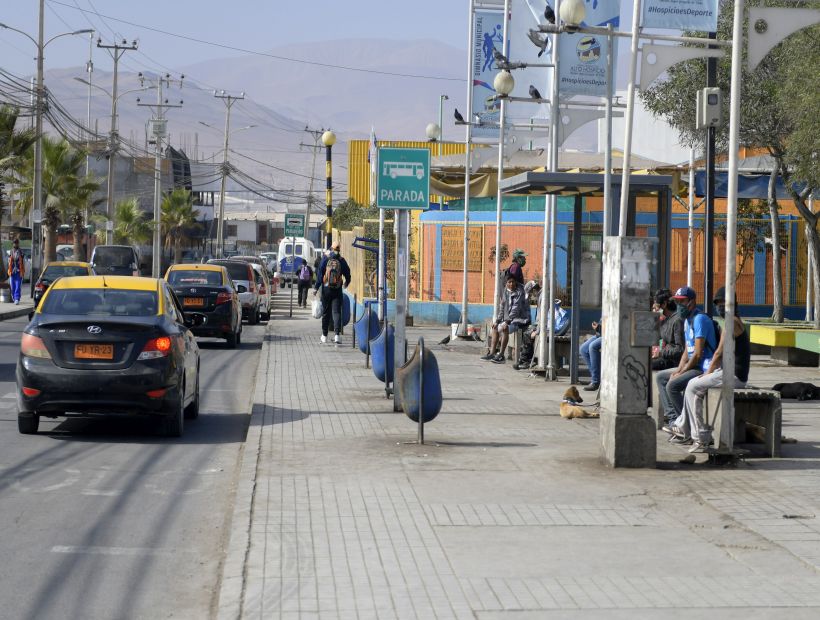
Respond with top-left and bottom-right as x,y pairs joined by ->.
161,188 -> 199,264
0,105 -> 37,279
8,136 -> 100,262
112,198 -> 153,245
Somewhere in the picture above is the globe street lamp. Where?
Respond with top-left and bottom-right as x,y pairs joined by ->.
321,130 -> 336,249
559,0 -> 586,29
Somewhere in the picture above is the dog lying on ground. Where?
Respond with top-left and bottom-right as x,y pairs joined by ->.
771,382 -> 819,401
559,386 -> 600,419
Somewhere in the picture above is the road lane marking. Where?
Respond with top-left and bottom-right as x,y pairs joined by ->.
51,546 -> 176,557
81,489 -> 121,497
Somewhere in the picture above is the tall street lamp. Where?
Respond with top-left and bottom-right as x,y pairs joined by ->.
321,130 -> 336,249
0,13 -> 92,276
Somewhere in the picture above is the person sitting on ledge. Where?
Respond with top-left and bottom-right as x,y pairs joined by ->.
481,275 -> 530,364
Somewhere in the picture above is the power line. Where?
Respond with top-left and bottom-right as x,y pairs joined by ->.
48,0 -> 465,82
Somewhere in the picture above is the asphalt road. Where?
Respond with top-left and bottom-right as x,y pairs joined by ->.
0,315 -> 264,620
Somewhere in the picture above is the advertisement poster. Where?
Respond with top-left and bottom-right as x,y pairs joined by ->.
508,0 -> 552,122
471,9 -> 505,138
642,0 -> 719,31
557,0 -> 620,98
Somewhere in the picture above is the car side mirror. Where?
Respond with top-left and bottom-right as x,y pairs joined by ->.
184,313 -> 206,327
236,284 -> 247,293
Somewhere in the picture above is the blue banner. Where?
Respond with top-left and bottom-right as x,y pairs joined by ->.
557,0 -> 620,98
642,0 -> 718,31
472,10 -> 505,138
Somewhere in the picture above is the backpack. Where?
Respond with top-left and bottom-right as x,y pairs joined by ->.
299,264 -> 311,282
323,257 -> 342,288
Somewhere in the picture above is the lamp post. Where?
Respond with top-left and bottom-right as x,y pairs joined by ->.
437,94 -> 448,210
321,130 -> 337,249
0,14 -> 93,277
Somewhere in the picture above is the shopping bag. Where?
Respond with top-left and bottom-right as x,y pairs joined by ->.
311,298 -> 323,319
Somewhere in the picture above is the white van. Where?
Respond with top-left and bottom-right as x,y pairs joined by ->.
275,237 -> 315,287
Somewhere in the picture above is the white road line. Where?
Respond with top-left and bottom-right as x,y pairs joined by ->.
2,392 -> 16,399
81,489 -> 121,497
51,545 -> 176,557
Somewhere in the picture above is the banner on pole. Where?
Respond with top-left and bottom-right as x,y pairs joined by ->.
472,9 -> 505,138
642,0 -> 718,31
557,0 -> 620,98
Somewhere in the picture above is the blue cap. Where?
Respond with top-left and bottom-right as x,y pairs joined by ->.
672,286 -> 696,300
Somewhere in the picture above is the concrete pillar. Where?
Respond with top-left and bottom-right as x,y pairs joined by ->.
600,236 -> 658,468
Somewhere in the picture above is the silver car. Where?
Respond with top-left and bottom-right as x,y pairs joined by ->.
207,259 -> 262,324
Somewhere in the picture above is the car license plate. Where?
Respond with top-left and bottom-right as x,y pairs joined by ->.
184,297 -> 205,307
75,343 -> 114,360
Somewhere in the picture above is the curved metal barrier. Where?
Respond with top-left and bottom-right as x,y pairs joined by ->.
370,322 -> 395,384
396,337 -> 442,428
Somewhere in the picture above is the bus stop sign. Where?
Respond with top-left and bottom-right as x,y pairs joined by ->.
284,213 -> 305,237
376,147 -> 430,210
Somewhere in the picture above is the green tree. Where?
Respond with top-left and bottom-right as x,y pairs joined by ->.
161,188 -> 199,264
640,0 -> 819,324
112,198 -> 153,245
332,198 -> 379,231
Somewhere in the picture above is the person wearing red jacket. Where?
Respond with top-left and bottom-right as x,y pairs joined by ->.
7,238 -> 25,305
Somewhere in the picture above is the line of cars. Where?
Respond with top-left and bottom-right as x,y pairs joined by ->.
17,250 -> 278,438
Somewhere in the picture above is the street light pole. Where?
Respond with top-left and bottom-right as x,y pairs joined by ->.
33,0 -> 45,274
97,38 -> 138,245
458,0 -> 476,338
437,94 -> 448,211
214,91 -> 244,258
321,131 -> 337,249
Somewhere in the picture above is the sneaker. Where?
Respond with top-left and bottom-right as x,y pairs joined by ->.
320,335 -> 327,344
491,353 -> 505,364
480,352 -> 494,361
688,442 -> 709,453
583,382 -> 599,392
662,424 -> 685,438
14,300 -> 19,305
669,435 -> 693,445
334,334 -> 341,344
512,363 -> 521,370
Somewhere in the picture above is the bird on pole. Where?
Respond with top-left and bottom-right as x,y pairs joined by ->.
454,108 -> 465,124
527,30 -> 550,57
544,3 -> 556,25
492,47 -> 510,70
529,85 -> 543,100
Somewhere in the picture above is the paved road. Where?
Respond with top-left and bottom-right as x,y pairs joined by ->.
0,315 -> 264,620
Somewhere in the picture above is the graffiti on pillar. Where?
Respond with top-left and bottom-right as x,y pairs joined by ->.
622,354 -> 648,403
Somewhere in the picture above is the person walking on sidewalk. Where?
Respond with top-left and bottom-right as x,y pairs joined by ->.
313,241 -> 351,344
296,258 -> 313,308
8,238 -> 25,305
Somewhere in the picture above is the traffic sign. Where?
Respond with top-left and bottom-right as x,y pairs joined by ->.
284,213 -> 305,237
376,147 -> 430,210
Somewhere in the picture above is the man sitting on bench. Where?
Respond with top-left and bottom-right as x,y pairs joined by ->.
665,287 -> 751,453
481,274 -> 529,364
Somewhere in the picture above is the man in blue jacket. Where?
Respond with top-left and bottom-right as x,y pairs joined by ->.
313,242 -> 351,344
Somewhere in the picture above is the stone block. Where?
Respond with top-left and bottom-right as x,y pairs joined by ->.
600,411 -> 657,468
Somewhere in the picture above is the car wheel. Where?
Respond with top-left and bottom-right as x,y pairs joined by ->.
237,328 -> 242,345
162,390 -> 184,437
184,372 -> 200,420
18,413 -> 39,434
226,331 -> 238,348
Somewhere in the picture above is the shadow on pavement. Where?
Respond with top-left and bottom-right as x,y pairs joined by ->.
249,404 -> 310,426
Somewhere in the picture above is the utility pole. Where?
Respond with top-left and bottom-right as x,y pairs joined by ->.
138,73 -> 183,277
97,38 -> 138,244
214,90 -> 244,258
33,0 -> 45,283
300,127 -> 324,240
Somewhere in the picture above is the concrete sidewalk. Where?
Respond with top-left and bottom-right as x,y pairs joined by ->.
219,297 -> 820,619
0,295 -> 34,321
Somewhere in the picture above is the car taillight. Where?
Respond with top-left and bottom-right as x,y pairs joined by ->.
22,387 -> 41,397
21,334 -> 51,359
215,292 -> 232,305
35,282 -> 46,292
259,283 -> 266,294
138,336 -> 173,360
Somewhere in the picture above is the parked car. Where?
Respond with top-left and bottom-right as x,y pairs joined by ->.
33,261 -> 94,306
232,256 -> 273,320
90,245 -> 141,277
165,264 -> 242,347
276,237 -> 316,287
207,259 -> 262,324
17,275 -> 202,437
259,251 -> 277,274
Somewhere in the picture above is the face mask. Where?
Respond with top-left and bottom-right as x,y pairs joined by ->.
676,304 -> 690,319
716,306 -> 726,318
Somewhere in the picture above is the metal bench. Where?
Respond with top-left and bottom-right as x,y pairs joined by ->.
705,388 -> 782,457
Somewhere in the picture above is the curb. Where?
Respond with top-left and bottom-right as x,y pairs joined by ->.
216,328 -> 270,620
0,305 -> 34,322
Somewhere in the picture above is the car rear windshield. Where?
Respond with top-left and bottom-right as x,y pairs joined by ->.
168,270 -> 223,286
93,247 -> 136,268
40,288 -> 158,316
212,262 -> 250,282
42,265 -> 89,279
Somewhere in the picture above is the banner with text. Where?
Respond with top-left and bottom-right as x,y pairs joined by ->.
472,9 -> 505,138
557,0 -> 620,98
642,0 -> 718,31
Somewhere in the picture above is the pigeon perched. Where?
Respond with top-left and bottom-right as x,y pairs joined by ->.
544,3 -> 556,24
527,29 -> 550,57
454,108 -> 465,123
438,335 -> 451,346
529,85 -> 543,100
492,47 -> 510,69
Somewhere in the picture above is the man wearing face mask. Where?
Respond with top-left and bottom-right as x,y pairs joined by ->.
668,287 -> 751,452
655,286 -> 718,431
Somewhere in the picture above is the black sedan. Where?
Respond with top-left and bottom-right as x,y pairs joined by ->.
165,263 -> 243,347
16,275 -> 201,437
33,260 -> 94,306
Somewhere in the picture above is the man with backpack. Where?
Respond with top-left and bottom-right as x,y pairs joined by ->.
313,241 -> 351,344
655,286 -> 718,435
296,258 -> 313,308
